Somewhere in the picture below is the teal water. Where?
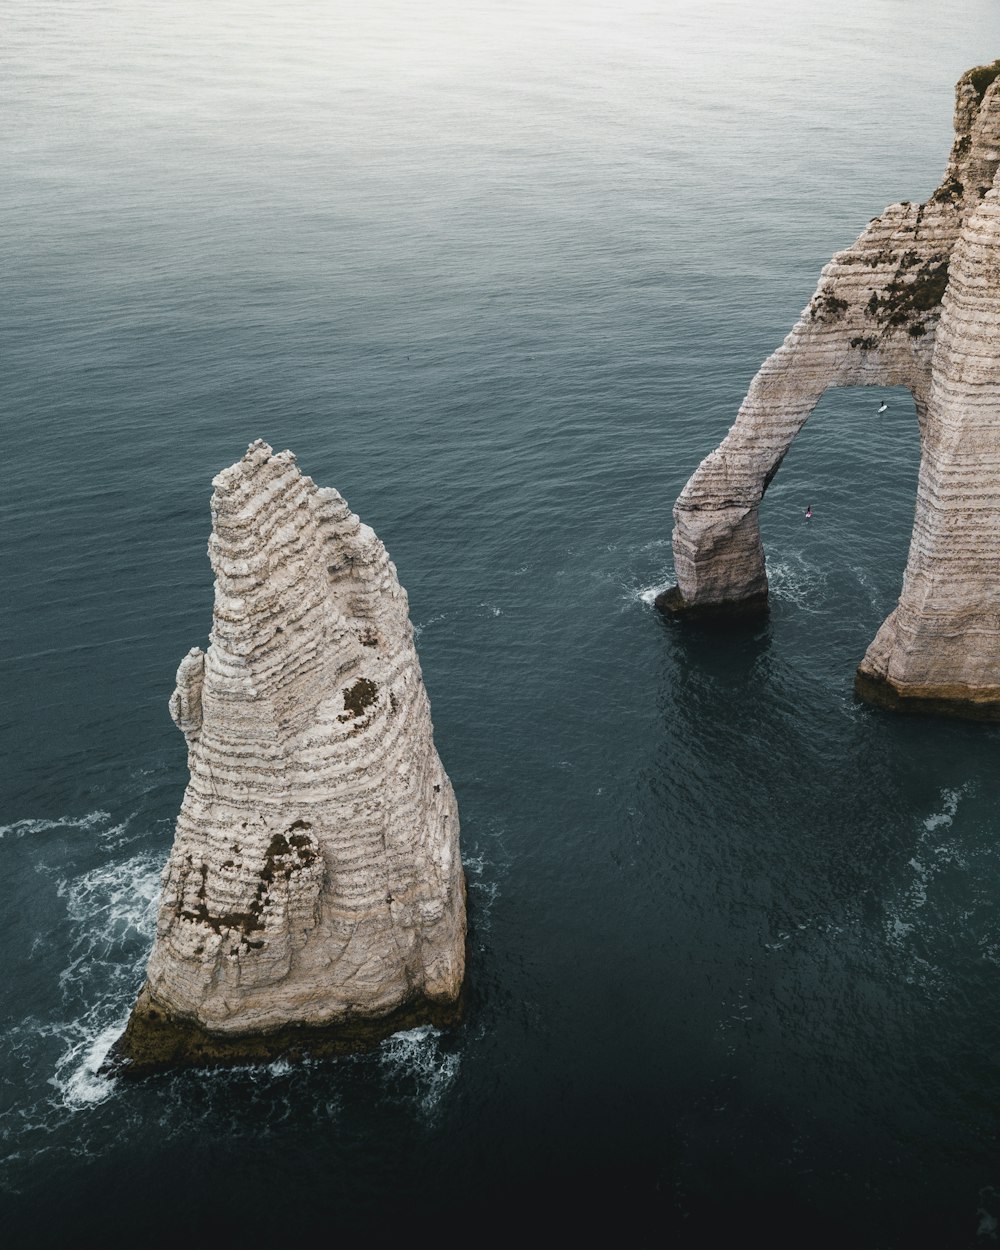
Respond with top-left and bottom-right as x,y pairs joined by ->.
4,2 -> 1000,1245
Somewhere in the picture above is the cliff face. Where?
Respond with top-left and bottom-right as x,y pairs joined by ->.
115,441 -> 466,1072
660,63 -> 1000,719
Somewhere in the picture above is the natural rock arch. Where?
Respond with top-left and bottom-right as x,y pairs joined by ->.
659,63 -> 1000,720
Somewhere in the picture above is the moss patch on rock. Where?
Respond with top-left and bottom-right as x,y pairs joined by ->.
176,829 -> 318,942
865,257 -> 949,329
341,676 -> 379,720
966,60 -> 1000,105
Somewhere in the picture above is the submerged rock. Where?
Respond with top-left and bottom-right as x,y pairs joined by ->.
661,62 -> 1000,719
112,441 -> 466,1074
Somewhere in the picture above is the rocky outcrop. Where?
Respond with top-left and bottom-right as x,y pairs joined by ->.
113,441 -> 466,1073
660,62 -> 1000,719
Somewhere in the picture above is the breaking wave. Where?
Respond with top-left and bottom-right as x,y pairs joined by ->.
377,1026 -> 460,1117
637,580 -> 671,605
47,850 -> 161,1111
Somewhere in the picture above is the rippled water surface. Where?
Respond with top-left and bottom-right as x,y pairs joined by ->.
4,2 -> 1000,1245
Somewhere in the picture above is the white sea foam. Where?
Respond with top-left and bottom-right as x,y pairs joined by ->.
412,612 -> 447,638
638,581 -> 671,605
378,1025 -> 460,1116
463,851 -> 487,878
765,551 -> 830,612
922,787 -> 965,832
56,851 -> 161,946
50,1020 -> 124,1110
977,1187 -> 1000,1241
470,879 -> 499,917
612,537 -> 674,609
464,847 -> 500,915
624,548 -> 878,615
461,816 -> 509,940
0,810 -> 111,840
884,786 -> 973,974
847,562 -> 892,615
13,849 -> 161,1128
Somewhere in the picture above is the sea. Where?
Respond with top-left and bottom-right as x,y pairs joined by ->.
4,2 -> 1000,1246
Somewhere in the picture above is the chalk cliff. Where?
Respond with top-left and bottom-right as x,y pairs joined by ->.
114,441 -> 466,1072
660,62 -> 1000,719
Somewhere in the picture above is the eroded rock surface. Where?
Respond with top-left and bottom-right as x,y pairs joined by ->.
114,441 -> 466,1072
661,62 -> 1000,719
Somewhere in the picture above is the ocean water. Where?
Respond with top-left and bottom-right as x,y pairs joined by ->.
3,1 -> 1000,1245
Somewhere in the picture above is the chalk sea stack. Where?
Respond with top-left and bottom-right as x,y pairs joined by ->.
112,441 -> 466,1074
659,62 -> 1000,720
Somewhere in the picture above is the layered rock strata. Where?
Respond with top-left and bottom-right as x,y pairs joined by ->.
113,441 -> 466,1073
660,62 -> 1000,719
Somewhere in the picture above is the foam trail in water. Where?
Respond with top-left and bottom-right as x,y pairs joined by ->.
638,581 -> 671,605
605,535 -> 674,608
0,832 -> 169,1191
57,851 -> 161,945
50,1019 -> 127,1110
378,1026 -> 460,1117
0,811 -> 110,839
883,786 -> 973,988
765,551 -> 830,612
46,852 -> 161,1112
413,612 -> 447,639
848,562 -> 893,616
461,814 -> 509,942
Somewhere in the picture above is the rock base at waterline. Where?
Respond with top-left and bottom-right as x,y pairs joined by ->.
854,670 -> 1000,722
106,985 -> 465,1079
654,585 -> 769,621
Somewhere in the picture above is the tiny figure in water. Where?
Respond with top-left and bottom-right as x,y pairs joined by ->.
805,505 -> 813,520
875,401 -> 888,415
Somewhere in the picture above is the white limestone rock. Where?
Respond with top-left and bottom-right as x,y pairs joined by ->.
115,441 -> 466,1070
661,63 -> 1000,718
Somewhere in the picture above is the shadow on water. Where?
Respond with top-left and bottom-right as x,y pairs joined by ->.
655,607 -> 775,683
